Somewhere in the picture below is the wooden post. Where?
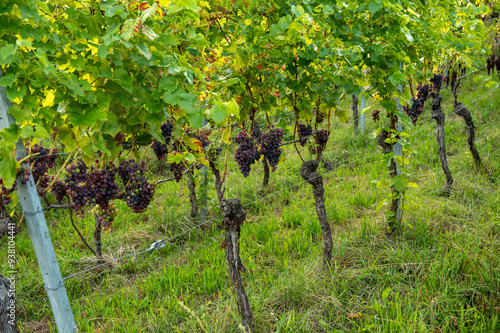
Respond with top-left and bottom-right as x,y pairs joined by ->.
0,69 -> 78,332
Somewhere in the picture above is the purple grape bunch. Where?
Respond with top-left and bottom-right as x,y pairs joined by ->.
116,160 -> 155,213
315,129 -> 330,151
87,169 -> 118,209
234,130 -> 261,177
151,121 -> 173,160
65,160 -> 92,218
430,74 -> 443,92
298,124 -> 313,146
260,127 -> 284,171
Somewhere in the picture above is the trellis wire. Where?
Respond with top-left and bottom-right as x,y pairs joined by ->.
53,150 -> 378,285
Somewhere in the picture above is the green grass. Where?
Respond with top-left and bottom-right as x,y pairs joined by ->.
2,73 -> 500,332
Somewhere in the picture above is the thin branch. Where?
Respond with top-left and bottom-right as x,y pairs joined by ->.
43,204 -> 74,211
154,169 -> 189,185
69,209 -> 97,256
279,131 -> 319,147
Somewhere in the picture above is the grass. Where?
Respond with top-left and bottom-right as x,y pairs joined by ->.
2,73 -> 500,332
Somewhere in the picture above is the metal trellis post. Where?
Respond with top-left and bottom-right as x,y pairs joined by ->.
0,69 -> 78,332
359,94 -> 365,133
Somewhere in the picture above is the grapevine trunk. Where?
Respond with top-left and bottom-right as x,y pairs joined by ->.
209,161 -> 252,329
431,93 -> 454,192
352,94 -> 359,134
300,160 -> 333,267
94,215 -> 102,258
453,101 -> 482,168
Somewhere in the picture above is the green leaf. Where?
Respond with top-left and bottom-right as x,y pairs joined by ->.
147,124 -> 165,143
391,175 -> 408,192
16,39 -> 32,48
291,5 -> 305,17
334,108 -> 349,123
58,125 -> 79,152
98,44 -> 108,60
0,124 -> 20,142
0,141 -> 19,188
20,125 -> 36,138
68,103 -> 107,127
136,43 -> 152,60
0,74 -> 16,87
159,76 -> 178,93
5,85 -> 27,100
91,131 -> 111,155
368,2 -> 382,14
0,44 -> 17,63
160,34 -> 179,46
141,25 -> 159,40
33,124 -> 50,139
105,5 -> 126,17
163,88 -> 183,105
388,71 -> 407,86
209,103 -> 228,124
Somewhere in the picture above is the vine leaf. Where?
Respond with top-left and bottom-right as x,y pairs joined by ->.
121,18 -> 141,41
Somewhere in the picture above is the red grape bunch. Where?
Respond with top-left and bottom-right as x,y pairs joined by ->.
87,169 -> 118,209
0,179 -> 17,206
151,121 -> 174,160
116,160 -> 155,213
315,129 -> 330,151
169,162 -> 185,182
93,203 -> 118,231
316,112 -> 326,123
298,124 -> 313,146
430,74 -> 443,92
234,130 -> 261,177
65,160 -> 92,218
260,126 -> 284,171
29,144 -> 58,185
50,179 -> 68,204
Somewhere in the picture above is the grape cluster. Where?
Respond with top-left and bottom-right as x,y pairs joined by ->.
117,160 -> 155,213
0,179 -> 17,206
65,160 -> 92,218
404,83 -> 432,125
151,141 -> 168,160
298,124 -> 313,146
316,112 -> 326,124
195,134 -> 210,149
260,127 -> 284,171
87,169 -> 118,209
371,109 -> 380,122
29,144 -> 58,184
169,162 -> 185,182
487,54 -> 500,75
65,160 -> 88,184
50,179 -> 68,204
430,74 -> 443,92
93,203 -> 118,231
234,130 -> 261,177
404,97 -> 424,125
17,167 -> 31,185
206,145 -> 222,162
161,122 -> 174,144
315,129 -> 330,151
416,84 -> 430,101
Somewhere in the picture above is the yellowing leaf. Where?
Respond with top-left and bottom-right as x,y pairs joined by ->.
41,89 -> 55,107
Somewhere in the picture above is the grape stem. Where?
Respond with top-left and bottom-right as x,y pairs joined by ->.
279,130 -> 320,147
154,169 -> 190,185
69,209 -> 97,257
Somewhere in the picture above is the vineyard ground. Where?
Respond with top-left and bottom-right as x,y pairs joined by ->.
2,74 -> 500,332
